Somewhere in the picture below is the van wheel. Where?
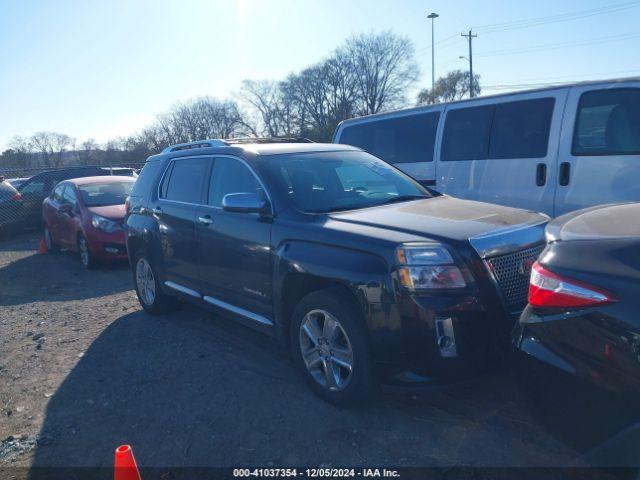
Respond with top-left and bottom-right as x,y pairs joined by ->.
43,225 -> 58,253
290,288 -> 372,405
78,235 -> 96,269
133,250 -> 178,315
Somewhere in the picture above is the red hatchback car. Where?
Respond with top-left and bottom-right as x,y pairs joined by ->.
42,176 -> 135,268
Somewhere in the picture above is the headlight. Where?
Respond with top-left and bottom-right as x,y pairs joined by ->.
91,215 -> 121,233
396,244 -> 466,290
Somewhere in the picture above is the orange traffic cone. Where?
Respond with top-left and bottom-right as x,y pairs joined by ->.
114,444 -> 141,480
37,237 -> 48,254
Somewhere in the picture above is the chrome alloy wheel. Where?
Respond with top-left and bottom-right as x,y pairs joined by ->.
135,258 -> 156,306
299,309 -> 354,391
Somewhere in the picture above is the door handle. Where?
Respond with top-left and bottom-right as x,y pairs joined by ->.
197,215 -> 214,225
152,207 -> 162,215
536,163 -> 547,186
559,162 -> 571,186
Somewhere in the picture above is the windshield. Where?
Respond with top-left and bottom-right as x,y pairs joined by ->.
264,150 -> 430,213
78,181 -> 134,207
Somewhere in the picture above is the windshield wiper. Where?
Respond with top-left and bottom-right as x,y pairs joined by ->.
379,195 -> 427,205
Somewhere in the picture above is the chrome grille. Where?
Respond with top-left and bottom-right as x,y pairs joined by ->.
485,244 -> 545,311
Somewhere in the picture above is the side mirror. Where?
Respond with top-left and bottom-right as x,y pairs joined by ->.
222,193 -> 268,214
59,203 -> 73,215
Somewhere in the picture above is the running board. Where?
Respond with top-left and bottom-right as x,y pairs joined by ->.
203,296 -> 273,326
164,281 -> 200,298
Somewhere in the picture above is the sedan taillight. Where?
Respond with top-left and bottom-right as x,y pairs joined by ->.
528,262 -> 616,309
11,192 -> 22,201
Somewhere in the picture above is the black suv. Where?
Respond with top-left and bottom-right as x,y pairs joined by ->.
126,138 -> 548,404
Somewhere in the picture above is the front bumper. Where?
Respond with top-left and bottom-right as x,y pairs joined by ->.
373,292 -> 518,386
86,229 -> 128,261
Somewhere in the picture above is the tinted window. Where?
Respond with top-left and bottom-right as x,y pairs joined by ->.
441,105 -> 493,161
339,112 -> 440,164
208,157 -> 263,207
62,185 -> 78,206
79,181 -> 135,207
161,158 -> 210,203
52,184 -> 65,202
573,88 -> 640,156
490,98 -> 555,159
19,180 -> 46,195
131,161 -> 161,198
264,150 -> 429,213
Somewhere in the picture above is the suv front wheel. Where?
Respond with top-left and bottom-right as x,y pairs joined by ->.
133,250 -> 178,314
290,289 -> 372,405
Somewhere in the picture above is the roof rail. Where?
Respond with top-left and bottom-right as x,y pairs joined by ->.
162,139 -> 228,153
225,137 -> 314,144
161,136 -> 314,154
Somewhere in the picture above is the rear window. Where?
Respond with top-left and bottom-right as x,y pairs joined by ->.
489,98 -> 555,159
339,112 -> 440,164
573,88 -> 640,156
131,161 -> 161,198
160,157 -> 210,203
441,105 -> 493,161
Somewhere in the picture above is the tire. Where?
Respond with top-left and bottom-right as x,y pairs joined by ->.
77,234 -> 96,269
132,250 -> 178,315
43,225 -> 58,253
290,288 -> 373,405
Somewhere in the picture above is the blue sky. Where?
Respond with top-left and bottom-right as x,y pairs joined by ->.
1,0 -> 639,150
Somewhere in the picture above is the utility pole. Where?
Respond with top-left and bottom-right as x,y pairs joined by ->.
427,13 -> 439,91
461,29 -> 477,97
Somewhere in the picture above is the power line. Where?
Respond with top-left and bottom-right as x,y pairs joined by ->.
476,31 -> 640,57
473,0 -> 640,34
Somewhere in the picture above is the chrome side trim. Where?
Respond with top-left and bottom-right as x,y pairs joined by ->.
203,295 -> 273,326
164,281 -> 201,298
469,221 -> 547,259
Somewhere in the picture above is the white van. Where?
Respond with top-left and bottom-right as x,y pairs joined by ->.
333,77 -> 640,217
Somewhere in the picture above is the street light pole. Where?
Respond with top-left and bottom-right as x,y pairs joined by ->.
427,12 -> 439,91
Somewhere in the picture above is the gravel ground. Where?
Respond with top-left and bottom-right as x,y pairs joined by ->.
0,233 -> 615,479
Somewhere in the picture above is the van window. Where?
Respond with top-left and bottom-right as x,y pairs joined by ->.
161,157 -> 209,203
441,105 -> 493,161
490,98 -> 555,159
573,88 -> 640,156
339,112 -> 440,164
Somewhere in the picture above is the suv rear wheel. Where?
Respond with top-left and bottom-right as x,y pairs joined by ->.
133,250 -> 178,314
290,289 -> 372,405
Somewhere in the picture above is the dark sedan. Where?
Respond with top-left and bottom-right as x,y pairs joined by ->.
513,202 -> 640,466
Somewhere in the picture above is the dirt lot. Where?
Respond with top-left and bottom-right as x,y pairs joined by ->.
0,233 -> 604,478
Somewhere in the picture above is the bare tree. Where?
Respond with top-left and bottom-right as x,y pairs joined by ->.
239,80 -> 283,137
343,31 -> 419,115
416,70 -> 481,105
1,136 -> 33,168
79,138 -> 99,165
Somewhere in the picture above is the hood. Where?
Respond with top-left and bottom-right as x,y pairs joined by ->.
547,203 -> 640,242
329,196 -> 548,257
87,204 -> 126,221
